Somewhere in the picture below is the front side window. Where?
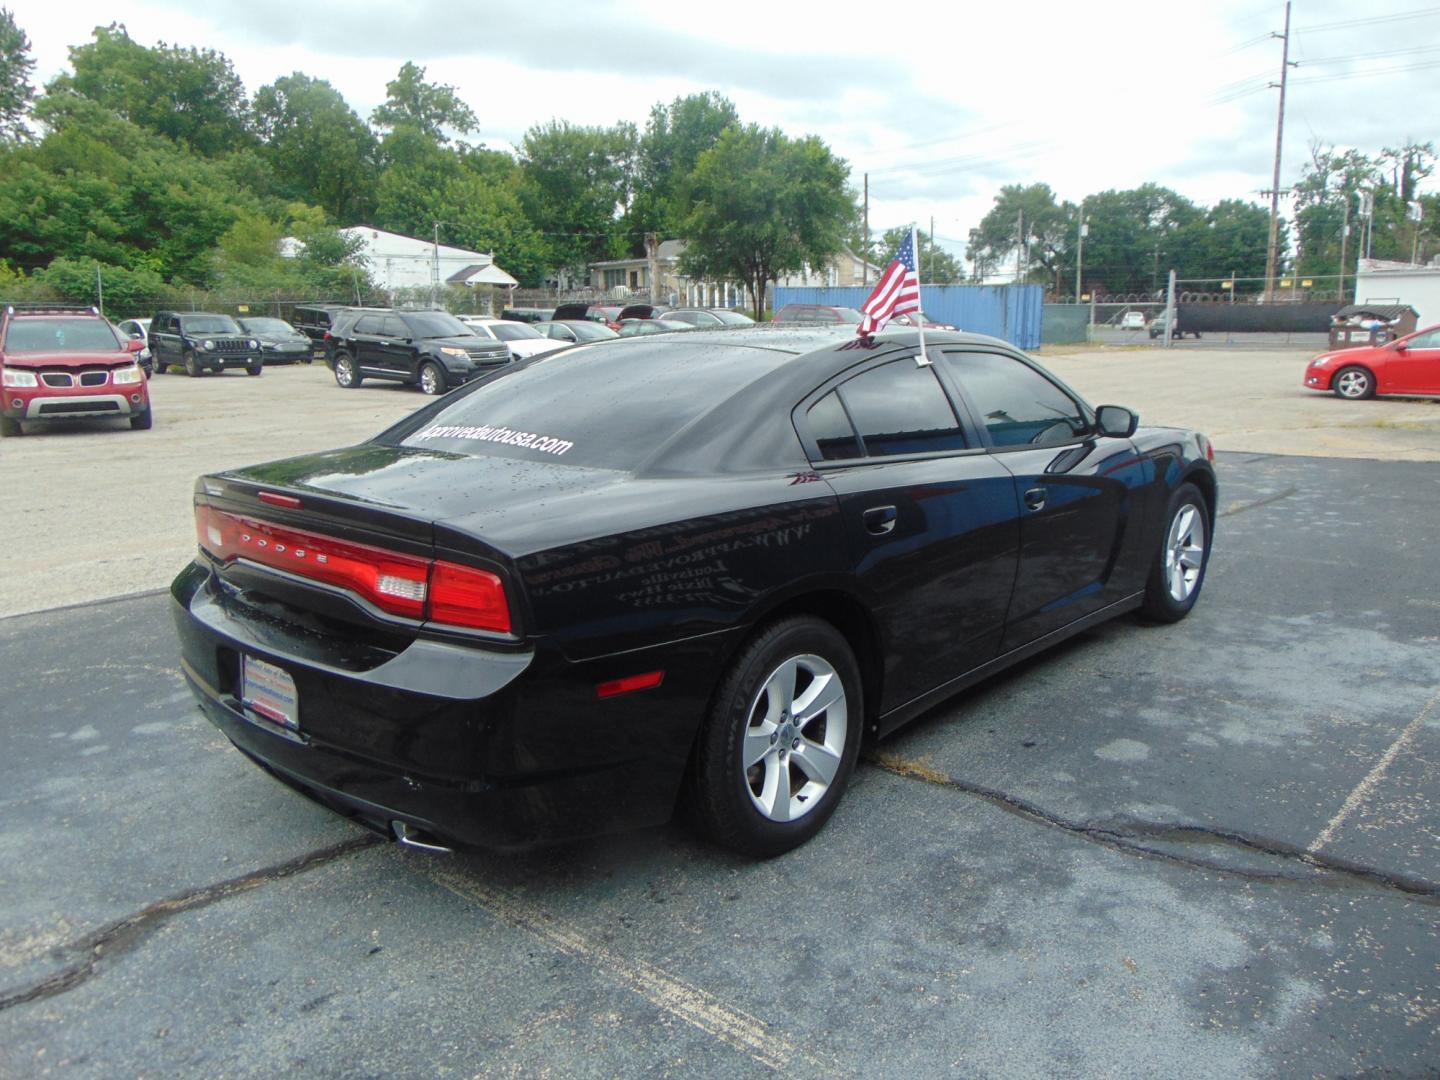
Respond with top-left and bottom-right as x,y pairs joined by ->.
942,351 -> 1088,448
1405,329 -> 1440,349
834,359 -> 967,457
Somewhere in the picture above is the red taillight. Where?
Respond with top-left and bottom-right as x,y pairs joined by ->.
430,561 -> 510,633
195,505 -> 511,632
596,671 -> 664,699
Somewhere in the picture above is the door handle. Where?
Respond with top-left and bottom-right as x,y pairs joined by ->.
862,505 -> 898,535
1024,487 -> 1047,511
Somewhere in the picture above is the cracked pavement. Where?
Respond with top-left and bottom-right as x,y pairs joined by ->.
2,451 -> 1438,1076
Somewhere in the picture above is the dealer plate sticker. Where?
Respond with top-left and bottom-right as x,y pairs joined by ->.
240,655 -> 299,730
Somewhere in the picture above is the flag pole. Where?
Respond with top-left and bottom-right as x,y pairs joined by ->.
914,225 -> 930,366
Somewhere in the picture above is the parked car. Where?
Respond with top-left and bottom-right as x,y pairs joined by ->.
771,304 -> 864,326
617,303 -> 672,322
150,311 -> 264,377
891,312 -> 956,331
171,325 -> 1216,857
1148,315 -> 1200,340
1303,323 -> 1440,399
617,318 -> 695,337
291,304 -> 351,345
1119,311 -> 1147,330
1,304 -> 151,436
536,320 -> 621,344
116,317 -> 153,377
706,308 -> 756,327
326,308 -> 511,394
552,303 -> 623,329
458,316 -> 566,359
498,307 -> 555,324
662,306 -> 748,328
238,317 -> 314,364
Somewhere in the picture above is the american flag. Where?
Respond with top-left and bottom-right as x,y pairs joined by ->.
857,230 -> 921,336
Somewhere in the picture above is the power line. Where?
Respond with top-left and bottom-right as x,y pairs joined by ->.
1289,58 -> 1440,86
1292,4 -> 1440,34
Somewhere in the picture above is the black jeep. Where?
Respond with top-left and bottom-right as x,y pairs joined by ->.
326,309 -> 511,394
150,311 -> 264,376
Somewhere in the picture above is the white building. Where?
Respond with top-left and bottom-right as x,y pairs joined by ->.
282,225 -> 518,293
1354,258 -> 1440,325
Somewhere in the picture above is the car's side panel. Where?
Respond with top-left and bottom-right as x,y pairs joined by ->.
1383,338 -> 1440,394
993,438 -> 1151,649
822,455 -> 1021,711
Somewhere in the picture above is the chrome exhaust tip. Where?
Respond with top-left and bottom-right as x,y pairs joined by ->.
391,820 -> 454,854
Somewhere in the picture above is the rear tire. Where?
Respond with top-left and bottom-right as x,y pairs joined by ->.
333,353 -> 361,388
685,616 -> 862,857
1140,482 -> 1210,623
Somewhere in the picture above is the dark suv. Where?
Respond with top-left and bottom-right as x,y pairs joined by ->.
150,311 -> 264,376
326,309 -> 512,394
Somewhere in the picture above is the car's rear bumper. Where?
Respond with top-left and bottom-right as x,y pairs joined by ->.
171,560 -> 723,851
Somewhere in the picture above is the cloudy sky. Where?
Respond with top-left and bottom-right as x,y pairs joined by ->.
10,0 -> 1439,265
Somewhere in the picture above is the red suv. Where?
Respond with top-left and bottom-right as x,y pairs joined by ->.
1,305 -> 152,437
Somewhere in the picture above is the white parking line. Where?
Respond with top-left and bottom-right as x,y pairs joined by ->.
424,862 -> 842,1074
1308,687 -> 1439,853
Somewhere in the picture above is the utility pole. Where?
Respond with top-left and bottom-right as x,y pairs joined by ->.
1015,210 -> 1025,283
929,216 -> 935,282
1074,205 -> 1086,302
1263,1 -> 1296,302
432,222 -> 441,308
862,173 -> 869,286
1337,195 -> 1350,303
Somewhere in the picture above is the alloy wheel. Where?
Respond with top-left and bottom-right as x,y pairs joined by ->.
1336,369 -> 1371,399
741,654 -> 848,823
1164,504 -> 1206,604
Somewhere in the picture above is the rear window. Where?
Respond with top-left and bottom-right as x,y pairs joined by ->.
489,322 -> 543,341
392,340 -> 791,470
4,318 -> 121,353
399,312 -> 472,338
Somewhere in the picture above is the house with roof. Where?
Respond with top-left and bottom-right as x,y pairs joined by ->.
587,240 -> 880,309
281,225 -> 518,294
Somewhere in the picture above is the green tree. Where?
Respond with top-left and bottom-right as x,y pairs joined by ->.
680,124 -> 852,320
880,226 -> 963,284
0,89 -> 242,282
1071,185 -> 1202,295
0,7 -> 35,140
371,62 -> 477,144
966,184 -> 1077,285
60,25 -> 252,156
520,119 -> 638,280
36,255 -> 166,312
253,72 -> 376,222
628,91 -> 738,240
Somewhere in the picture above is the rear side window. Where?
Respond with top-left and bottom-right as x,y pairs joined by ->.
806,391 -> 861,460
354,315 -> 384,335
393,341 -> 793,470
941,351 -> 1088,448
836,359 -> 967,457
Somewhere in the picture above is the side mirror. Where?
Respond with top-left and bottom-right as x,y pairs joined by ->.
125,338 -> 145,353
1095,404 -> 1138,438
1392,343 -> 1407,353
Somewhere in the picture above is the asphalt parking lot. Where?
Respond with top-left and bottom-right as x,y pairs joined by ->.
2,344 -> 1438,1076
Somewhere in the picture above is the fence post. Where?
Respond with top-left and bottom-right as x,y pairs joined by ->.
1164,270 -> 1177,350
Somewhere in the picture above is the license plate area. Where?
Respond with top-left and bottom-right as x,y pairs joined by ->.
240,655 -> 300,731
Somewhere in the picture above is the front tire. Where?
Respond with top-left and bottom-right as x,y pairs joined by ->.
1333,365 -> 1375,400
183,351 -> 200,378
246,364 -> 262,376
0,416 -> 20,437
129,409 -> 152,430
418,361 -> 446,396
1140,482 -> 1210,623
333,353 -> 361,388
685,616 -> 863,857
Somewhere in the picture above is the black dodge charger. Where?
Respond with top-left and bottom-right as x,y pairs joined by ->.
172,326 -> 1216,857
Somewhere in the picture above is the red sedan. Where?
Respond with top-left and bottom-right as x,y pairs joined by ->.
1304,323 -> 1440,399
